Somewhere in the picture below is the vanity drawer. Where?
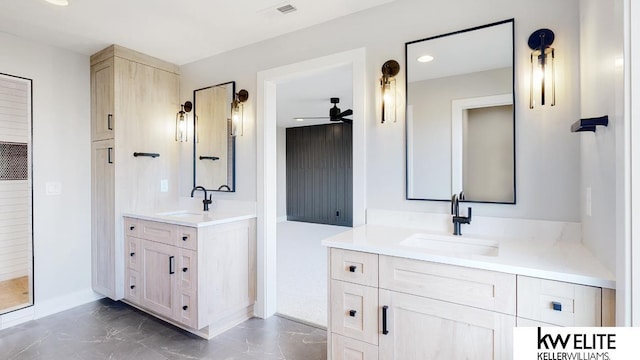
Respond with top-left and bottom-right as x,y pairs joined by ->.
125,269 -> 141,304
177,226 -> 197,250
125,236 -> 140,271
379,255 -> 516,315
331,280 -> 378,345
517,276 -> 602,326
124,217 -> 139,237
331,333 -> 378,360
177,291 -> 198,329
137,219 -> 178,246
331,248 -> 378,287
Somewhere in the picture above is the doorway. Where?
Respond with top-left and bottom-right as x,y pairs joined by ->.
256,48 -> 367,319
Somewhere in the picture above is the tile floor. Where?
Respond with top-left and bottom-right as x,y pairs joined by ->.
0,299 -> 327,360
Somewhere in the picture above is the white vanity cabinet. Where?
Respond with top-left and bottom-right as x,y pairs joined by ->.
124,216 -> 256,338
328,248 -> 615,360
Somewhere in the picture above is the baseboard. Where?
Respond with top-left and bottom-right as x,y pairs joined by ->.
0,288 -> 103,330
34,289 -> 104,320
275,312 -> 327,331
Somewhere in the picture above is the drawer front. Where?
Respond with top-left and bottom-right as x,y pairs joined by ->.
331,333 -> 378,360
178,248 -> 197,293
125,269 -> 140,304
331,248 -> 378,287
125,236 -> 140,271
517,276 -> 602,326
124,217 -> 139,237
177,292 -> 198,329
138,219 -> 178,246
331,280 -> 378,345
379,255 -> 516,315
177,226 -> 197,250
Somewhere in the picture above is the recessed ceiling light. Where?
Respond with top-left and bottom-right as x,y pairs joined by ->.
295,118 -> 304,122
417,55 -> 434,63
44,0 -> 69,6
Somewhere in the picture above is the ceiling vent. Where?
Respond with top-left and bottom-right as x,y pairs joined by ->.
276,4 -> 297,14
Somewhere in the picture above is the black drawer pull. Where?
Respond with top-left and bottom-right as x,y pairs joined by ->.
182,267 -> 188,272
552,301 -> 562,311
382,305 -> 389,335
169,256 -> 175,274
107,147 -> 113,164
130,252 -> 135,257
182,236 -> 188,241
348,265 -> 357,273
130,226 -> 135,231
130,285 -> 135,289
349,310 -> 357,317
183,305 -> 188,311
107,114 -> 113,130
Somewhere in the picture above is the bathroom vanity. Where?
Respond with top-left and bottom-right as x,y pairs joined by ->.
122,211 -> 256,339
323,225 -> 615,360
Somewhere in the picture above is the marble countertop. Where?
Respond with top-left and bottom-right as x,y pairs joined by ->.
122,209 -> 256,228
321,224 -> 616,289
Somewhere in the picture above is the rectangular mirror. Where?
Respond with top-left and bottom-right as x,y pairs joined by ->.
406,19 -> 515,203
193,81 -> 236,192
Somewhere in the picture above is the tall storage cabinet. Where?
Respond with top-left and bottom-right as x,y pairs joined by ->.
91,45 -> 180,300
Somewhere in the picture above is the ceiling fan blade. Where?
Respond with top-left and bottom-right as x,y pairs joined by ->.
339,109 -> 353,117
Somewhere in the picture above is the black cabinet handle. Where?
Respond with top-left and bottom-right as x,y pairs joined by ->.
349,265 -> 357,273
107,147 -> 113,164
130,226 -> 135,231
349,310 -> 357,317
183,305 -> 188,311
130,285 -> 135,289
169,256 -> 175,274
133,152 -> 160,158
130,252 -> 135,257
552,301 -> 562,311
182,236 -> 188,241
382,305 -> 389,335
182,267 -> 188,272
107,114 -> 113,130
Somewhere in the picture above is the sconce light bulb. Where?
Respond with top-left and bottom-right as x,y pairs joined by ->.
417,55 -> 434,63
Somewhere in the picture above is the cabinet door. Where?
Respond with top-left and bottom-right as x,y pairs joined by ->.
378,289 -> 514,360
91,139 -> 115,298
140,240 -> 176,319
91,59 -> 114,141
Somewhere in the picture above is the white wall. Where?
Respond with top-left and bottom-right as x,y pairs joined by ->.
0,31 -> 98,327
579,0 -> 624,273
180,0 -> 582,222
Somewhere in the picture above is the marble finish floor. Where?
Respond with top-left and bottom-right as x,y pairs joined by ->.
0,299 -> 327,360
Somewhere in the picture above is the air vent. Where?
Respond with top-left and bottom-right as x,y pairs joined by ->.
276,4 -> 297,14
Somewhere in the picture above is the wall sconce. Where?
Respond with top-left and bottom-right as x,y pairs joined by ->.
176,101 -> 192,142
231,89 -> 248,136
380,60 -> 400,123
528,29 -> 556,109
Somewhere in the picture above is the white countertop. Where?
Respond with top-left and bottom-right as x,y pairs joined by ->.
321,224 -> 616,289
123,209 -> 256,228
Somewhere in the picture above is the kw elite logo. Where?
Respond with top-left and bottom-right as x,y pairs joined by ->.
536,327 -> 615,360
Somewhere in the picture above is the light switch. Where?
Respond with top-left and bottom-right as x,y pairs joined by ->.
160,179 -> 168,193
45,182 -> 61,196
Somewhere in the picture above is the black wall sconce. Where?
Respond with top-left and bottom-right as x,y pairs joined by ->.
231,89 -> 249,136
176,101 -> 192,142
528,29 -> 556,109
380,60 -> 400,123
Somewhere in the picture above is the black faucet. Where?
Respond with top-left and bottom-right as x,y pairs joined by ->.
190,186 -> 212,211
451,192 -> 472,236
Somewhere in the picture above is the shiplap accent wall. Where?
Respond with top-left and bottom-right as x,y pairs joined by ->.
0,74 -> 32,282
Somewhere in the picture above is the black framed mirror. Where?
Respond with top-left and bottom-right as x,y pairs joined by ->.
405,19 -> 515,204
193,81 -> 236,192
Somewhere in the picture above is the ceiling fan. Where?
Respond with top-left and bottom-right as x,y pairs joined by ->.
296,97 -> 353,124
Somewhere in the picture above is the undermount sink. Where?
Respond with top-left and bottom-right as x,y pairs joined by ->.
157,210 -> 208,218
399,233 -> 499,256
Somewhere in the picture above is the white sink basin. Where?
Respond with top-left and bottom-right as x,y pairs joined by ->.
157,210 -> 208,218
399,233 -> 499,256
